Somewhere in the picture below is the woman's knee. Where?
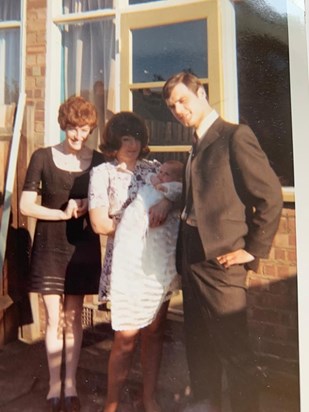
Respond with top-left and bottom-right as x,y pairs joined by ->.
114,331 -> 138,353
144,302 -> 169,337
43,295 -> 63,327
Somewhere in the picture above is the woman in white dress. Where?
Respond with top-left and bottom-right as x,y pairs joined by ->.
88,112 -> 180,412
111,160 -> 183,330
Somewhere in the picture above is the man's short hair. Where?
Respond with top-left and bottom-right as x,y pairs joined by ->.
162,71 -> 203,100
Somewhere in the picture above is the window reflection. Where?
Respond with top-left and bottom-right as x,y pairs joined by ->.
0,0 -> 21,105
132,20 -> 207,83
235,0 -> 293,185
132,87 -> 196,164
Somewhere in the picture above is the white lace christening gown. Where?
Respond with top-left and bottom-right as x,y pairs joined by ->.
110,181 -> 182,330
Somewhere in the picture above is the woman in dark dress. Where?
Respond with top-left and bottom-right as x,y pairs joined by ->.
20,96 -> 104,412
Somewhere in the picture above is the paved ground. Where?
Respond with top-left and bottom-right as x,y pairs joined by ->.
0,318 -> 300,412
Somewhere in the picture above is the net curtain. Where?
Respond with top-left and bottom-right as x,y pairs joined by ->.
0,0 -> 21,105
61,0 -> 115,145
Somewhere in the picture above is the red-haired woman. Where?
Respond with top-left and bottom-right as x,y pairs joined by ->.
20,96 -> 104,412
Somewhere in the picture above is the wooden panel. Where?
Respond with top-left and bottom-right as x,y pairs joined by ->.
0,105 -> 36,346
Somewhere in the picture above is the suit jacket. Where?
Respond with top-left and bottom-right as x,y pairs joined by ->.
185,117 -> 283,272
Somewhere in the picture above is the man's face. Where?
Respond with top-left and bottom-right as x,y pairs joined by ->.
166,83 -> 207,129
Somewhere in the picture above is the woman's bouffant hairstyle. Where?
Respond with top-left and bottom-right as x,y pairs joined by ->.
58,95 -> 98,132
162,71 -> 203,100
99,111 -> 150,159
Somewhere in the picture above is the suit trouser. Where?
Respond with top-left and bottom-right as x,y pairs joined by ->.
180,222 -> 259,412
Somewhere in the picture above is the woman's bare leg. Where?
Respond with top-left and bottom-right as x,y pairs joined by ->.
42,294 -> 64,400
140,301 -> 169,412
63,294 -> 84,397
104,329 -> 139,412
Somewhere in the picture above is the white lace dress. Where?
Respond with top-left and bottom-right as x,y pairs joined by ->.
88,160 -> 181,331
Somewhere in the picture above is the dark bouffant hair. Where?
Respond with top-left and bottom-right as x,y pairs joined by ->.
99,111 -> 150,160
58,95 -> 97,132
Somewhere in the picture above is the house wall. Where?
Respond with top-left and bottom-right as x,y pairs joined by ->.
12,0 -> 299,393
25,0 -> 47,149
248,207 -> 299,394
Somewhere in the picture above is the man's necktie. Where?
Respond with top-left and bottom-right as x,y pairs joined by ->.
183,133 -> 198,219
191,133 -> 198,158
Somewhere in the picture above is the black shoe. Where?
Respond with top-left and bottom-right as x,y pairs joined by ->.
47,397 -> 61,412
64,396 -> 81,412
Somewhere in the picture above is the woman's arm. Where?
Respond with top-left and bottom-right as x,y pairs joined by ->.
89,206 -> 116,235
20,191 -> 79,221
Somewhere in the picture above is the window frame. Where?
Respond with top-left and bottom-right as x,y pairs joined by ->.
0,0 -> 26,106
120,0 -> 238,152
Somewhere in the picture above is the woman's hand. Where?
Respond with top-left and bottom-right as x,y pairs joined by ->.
217,249 -> 255,268
72,198 -> 88,218
19,191 -> 83,221
149,198 -> 172,227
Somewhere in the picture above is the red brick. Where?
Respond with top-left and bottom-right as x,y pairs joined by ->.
278,216 -> 288,233
289,234 -> 297,247
248,276 -> 269,289
287,216 -> 296,233
277,265 -> 297,278
262,264 -> 277,277
287,250 -> 297,263
35,110 -> 44,121
283,208 -> 295,218
273,233 -> 290,248
34,89 -> 42,99
26,89 -> 33,98
274,248 -> 286,261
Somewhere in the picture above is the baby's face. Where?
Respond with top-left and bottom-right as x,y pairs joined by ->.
157,164 -> 177,183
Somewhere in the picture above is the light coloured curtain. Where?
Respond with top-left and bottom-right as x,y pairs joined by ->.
61,0 -> 115,147
0,0 -> 21,104
62,0 -> 114,13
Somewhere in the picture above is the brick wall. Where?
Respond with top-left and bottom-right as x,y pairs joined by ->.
25,0 -> 47,147
247,206 -> 299,393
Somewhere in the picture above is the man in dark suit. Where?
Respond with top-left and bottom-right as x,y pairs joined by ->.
163,72 -> 283,412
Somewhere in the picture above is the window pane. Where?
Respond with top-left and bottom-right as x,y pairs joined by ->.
132,88 -> 195,156
0,1 -> 21,106
0,0 -> 21,21
60,18 -> 115,146
0,29 -> 20,104
62,0 -> 114,13
235,0 -> 293,186
132,20 -> 207,83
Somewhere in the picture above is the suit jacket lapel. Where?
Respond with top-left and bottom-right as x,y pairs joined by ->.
196,117 -> 224,155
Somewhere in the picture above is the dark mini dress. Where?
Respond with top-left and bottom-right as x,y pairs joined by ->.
23,147 -> 104,295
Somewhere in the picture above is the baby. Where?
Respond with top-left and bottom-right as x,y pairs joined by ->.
148,160 -> 183,201
110,160 -> 184,329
